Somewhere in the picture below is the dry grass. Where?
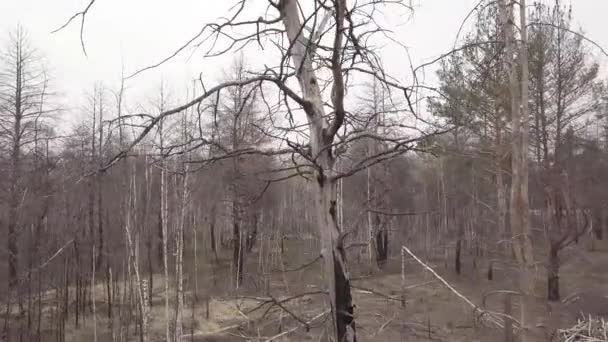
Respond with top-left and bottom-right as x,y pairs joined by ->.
17,237 -> 608,342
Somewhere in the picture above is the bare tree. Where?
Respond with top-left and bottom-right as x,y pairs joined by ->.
502,0 -> 535,339
0,25 -> 52,337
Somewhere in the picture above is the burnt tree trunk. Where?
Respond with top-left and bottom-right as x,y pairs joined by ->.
547,245 -> 560,301
375,228 -> 388,269
455,213 -> 464,275
487,261 -> 494,280
592,207 -> 603,240
209,205 -> 218,262
317,176 -> 356,342
372,212 -> 388,269
280,0 -> 356,339
246,213 -> 258,253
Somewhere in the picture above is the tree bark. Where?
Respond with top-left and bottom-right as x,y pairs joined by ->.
96,86 -> 105,271
246,213 -> 258,253
374,216 -> 388,269
209,210 -> 219,263
547,245 -> 560,301
592,207 -> 604,240
455,220 -> 463,276
316,175 -> 356,341
502,0 -> 535,339
280,1 -> 356,340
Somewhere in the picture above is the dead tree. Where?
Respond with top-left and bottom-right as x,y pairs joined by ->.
501,0 -> 536,340
59,1 -> 444,341
544,169 -> 590,301
0,26 -> 51,337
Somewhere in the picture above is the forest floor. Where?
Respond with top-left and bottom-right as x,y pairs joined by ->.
49,237 -> 608,341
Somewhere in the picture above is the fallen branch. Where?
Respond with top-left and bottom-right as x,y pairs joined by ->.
351,285 -> 403,303
559,316 -> 608,342
19,238 -> 75,281
401,245 -> 517,330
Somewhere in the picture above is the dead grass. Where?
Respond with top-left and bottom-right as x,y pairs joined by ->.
17,236 -> 608,342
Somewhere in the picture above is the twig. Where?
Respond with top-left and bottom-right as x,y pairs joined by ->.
51,0 -> 97,56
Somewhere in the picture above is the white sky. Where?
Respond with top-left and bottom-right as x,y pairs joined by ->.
1,0 -> 607,124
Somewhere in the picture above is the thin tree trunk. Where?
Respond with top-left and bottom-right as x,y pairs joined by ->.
366,162 -> 374,267
502,0 -> 535,340
92,245 -> 97,342
374,214 -> 388,269
495,119 -> 508,255
232,204 -> 244,288
173,163 -> 188,341
547,245 -> 560,301
97,86 -> 104,271
455,212 -> 464,275
159,117 -> 170,342
209,205 -> 218,262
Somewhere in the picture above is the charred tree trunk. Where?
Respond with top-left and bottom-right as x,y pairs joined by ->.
246,213 -> 258,253
455,240 -> 462,276
280,0 -> 356,339
375,214 -> 388,269
487,261 -> 494,280
547,245 -> 560,301
209,205 -> 218,262
455,213 -> 464,275
592,207 -> 603,240
232,216 -> 244,288
317,176 -> 356,342
375,227 -> 388,269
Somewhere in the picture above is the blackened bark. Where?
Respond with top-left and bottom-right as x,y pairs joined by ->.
233,217 -> 244,288
455,217 -> 464,275
209,205 -> 218,262
334,251 -> 356,342
455,239 -> 462,275
593,208 -> 603,240
547,246 -> 560,301
375,229 -> 388,269
209,218 -> 217,254
487,261 -> 494,280
246,214 -> 258,253
373,213 -> 388,269
329,198 -> 356,342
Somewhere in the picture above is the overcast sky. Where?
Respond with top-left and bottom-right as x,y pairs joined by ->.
1,0 -> 607,123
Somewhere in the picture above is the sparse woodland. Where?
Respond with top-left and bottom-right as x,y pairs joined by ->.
1,0 -> 608,341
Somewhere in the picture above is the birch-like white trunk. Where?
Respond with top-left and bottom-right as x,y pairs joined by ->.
501,0 -> 535,339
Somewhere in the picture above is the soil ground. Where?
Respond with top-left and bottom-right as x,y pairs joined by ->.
25,236 -> 608,341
